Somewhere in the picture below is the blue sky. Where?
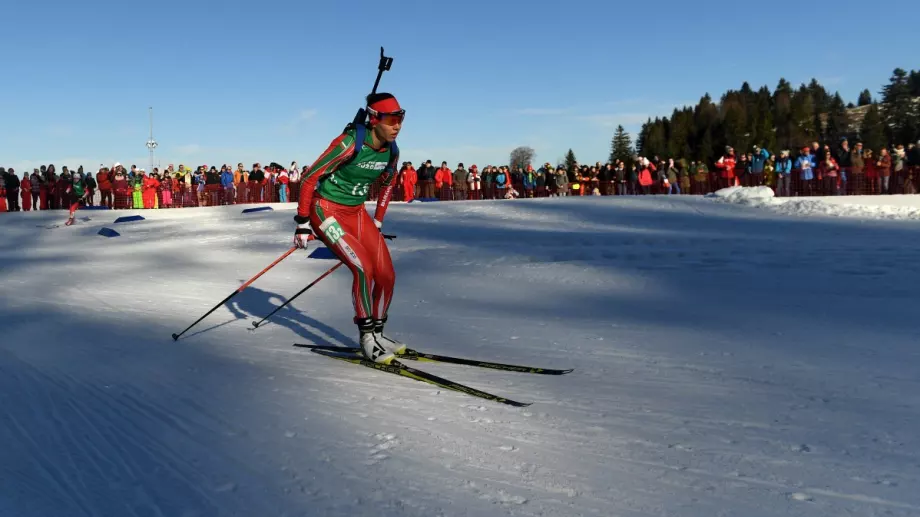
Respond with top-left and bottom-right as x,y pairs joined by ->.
2,0 -> 918,174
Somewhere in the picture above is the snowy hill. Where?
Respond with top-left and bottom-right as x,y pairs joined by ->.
2,192 -> 919,517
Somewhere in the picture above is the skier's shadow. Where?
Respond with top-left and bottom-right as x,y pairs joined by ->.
226,284 -> 356,347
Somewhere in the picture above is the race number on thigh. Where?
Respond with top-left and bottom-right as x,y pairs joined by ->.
319,216 -> 346,245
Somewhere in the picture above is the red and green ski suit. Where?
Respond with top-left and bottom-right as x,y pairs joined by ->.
297,126 -> 398,323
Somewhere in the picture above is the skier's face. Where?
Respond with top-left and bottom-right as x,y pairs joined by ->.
373,117 -> 401,143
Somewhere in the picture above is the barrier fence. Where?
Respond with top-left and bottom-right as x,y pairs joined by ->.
2,166 -> 919,212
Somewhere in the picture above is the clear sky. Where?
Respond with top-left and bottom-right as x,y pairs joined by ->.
2,0 -> 918,174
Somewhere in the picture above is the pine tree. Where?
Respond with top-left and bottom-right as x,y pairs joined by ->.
564,149 -> 577,174
667,107 -> 693,159
791,85 -> 817,146
808,79 -> 830,142
636,119 -> 651,156
825,93 -> 851,144
858,89 -> 873,106
751,85 -> 775,152
610,125 -> 633,165
720,95 -> 747,153
909,70 -> 920,96
694,94 -> 719,163
699,127 -> 714,165
859,103 -> 885,152
880,68 -> 915,144
644,118 -> 668,160
773,79 -> 794,152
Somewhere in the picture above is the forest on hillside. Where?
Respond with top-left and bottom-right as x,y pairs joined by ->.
605,69 -> 920,166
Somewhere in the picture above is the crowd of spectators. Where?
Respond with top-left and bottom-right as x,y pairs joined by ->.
2,139 -> 920,213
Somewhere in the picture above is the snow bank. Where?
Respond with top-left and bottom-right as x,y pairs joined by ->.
705,186 -> 776,207
707,186 -> 920,221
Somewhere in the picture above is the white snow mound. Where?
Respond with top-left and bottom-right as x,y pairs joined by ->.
705,186 -> 775,206
707,186 -> 920,221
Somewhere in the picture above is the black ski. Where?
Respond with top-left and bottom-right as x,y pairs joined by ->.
308,348 -> 532,407
294,343 -> 573,375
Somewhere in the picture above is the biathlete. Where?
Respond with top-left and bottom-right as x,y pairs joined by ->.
65,169 -> 89,226
293,92 -> 406,365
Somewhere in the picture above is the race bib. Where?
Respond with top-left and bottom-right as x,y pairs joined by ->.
319,216 -> 346,245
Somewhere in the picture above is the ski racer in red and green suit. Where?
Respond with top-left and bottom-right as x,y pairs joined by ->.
65,168 -> 89,225
293,92 -> 405,365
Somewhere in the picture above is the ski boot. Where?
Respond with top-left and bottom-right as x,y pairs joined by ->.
358,318 -> 394,365
373,317 -> 407,355
65,215 -> 75,226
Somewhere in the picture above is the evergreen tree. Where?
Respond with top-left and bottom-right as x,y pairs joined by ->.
693,94 -> 719,163
720,95 -> 748,153
808,78 -> 831,111
909,70 -> 920,96
644,118 -> 668,159
667,107 -> 693,159
589,68 -> 916,169
880,68 -> 917,144
773,79 -> 794,152
808,79 -> 830,142
636,119 -> 651,156
859,103 -> 885,152
825,93 -> 851,144
791,85 -> 817,146
564,149 -> 577,174
610,125 -> 633,165
699,127 -> 714,165
752,85 -> 775,152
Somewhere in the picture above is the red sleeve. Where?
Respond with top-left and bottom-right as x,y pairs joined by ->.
296,133 -> 356,219
373,148 -> 399,224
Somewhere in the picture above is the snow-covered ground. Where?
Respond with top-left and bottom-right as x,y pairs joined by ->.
2,191 -> 919,517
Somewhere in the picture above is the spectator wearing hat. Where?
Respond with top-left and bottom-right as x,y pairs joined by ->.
452,163 -> 468,200
466,165 -> 480,199
417,160 -> 436,199
434,161 -> 453,200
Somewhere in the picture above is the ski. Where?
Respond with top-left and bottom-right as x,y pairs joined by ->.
308,348 -> 532,407
294,343 -> 573,375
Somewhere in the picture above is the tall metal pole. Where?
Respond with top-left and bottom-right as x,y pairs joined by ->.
146,107 -> 158,173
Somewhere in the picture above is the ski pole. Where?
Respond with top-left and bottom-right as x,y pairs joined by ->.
172,246 -> 297,341
251,261 -> 344,328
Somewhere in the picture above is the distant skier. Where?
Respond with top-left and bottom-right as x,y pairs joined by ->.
293,92 -> 405,364
65,168 -> 89,226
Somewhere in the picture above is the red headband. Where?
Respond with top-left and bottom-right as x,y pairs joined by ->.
369,97 -> 401,114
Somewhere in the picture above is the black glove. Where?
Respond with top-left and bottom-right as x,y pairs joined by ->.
293,215 -> 313,248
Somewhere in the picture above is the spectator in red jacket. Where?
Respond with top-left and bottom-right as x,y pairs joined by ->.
400,162 -> 417,202
20,172 -> 32,211
97,168 -> 113,208
434,161 -> 453,199
716,147 -> 737,189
